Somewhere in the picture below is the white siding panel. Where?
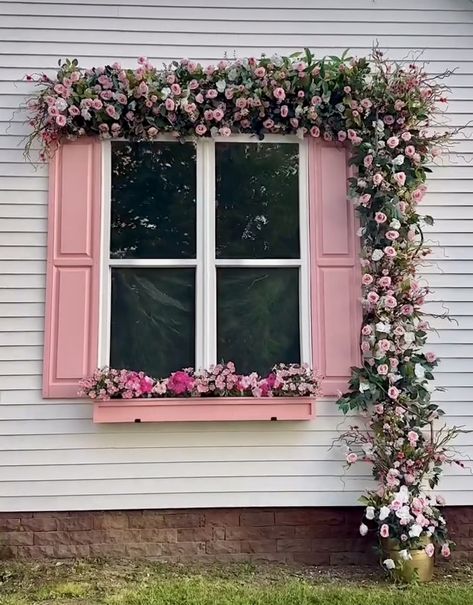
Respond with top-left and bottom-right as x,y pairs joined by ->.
0,0 -> 472,512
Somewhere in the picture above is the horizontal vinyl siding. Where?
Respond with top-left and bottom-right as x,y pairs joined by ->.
0,0 -> 473,511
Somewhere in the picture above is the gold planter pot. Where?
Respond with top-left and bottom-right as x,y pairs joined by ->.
382,538 -> 434,583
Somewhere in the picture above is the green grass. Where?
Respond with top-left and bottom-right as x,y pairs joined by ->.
1,560 -> 473,605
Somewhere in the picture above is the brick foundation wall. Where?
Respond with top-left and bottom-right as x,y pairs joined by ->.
0,507 -> 471,564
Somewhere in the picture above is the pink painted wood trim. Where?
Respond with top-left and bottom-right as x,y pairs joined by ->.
93,397 -> 315,423
308,140 -> 361,397
43,140 -> 102,398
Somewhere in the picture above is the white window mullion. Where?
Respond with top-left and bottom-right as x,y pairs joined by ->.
99,140 -> 112,368
299,140 -> 312,366
196,139 -> 217,369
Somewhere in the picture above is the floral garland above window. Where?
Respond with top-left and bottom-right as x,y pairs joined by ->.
25,48 -> 463,576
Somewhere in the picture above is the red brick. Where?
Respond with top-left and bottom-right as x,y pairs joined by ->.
205,540 -> 241,554
240,511 -> 274,526
94,513 -> 129,530
240,540 -> 277,554
21,517 -> 58,532
57,516 -> 94,531
3,532 -> 34,546
225,526 -> 295,541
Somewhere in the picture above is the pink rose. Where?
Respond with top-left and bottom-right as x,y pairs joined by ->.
380,524 -> 390,538
338,130 -> 347,142
387,136 -> 400,149
385,230 -> 400,241
105,105 -> 117,118
425,543 -> 435,558
401,304 -> 414,316
393,172 -> 406,187
401,131 -> 412,141
388,386 -> 400,400
171,83 -> 181,95
219,126 -> 231,137
165,98 -> 175,111
378,276 -> 391,288
362,325 -> 372,336
280,105 -> 288,118
441,543 -> 451,558
206,89 -> 218,99
367,291 -> 380,304
375,404 -> 384,414
373,173 -> 384,186
310,126 -> 320,138
405,145 -> 416,157
195,124 -> 207,136
425,352 -> 437,363
364,155 -> 373,168
411,188 -> 425,203
346,452 -> 358,464
377,364 -> 389,376
311,96 -> 322,106
68,106 -> 80,117
379,339 -> 391,352
273,87 -> 286,101
213,108 -> 224,122
375,212 -> 387,224
56,115 -> 66,126
254,66 -> 266,78
362,273 -> 374,286
360,193 -> 371,206
384,295 -> 397,309
384,246 -> 397,258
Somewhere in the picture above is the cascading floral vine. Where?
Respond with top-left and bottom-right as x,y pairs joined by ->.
24,48 -> 463,575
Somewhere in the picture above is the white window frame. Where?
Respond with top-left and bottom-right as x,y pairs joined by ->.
98,134 -> 312,371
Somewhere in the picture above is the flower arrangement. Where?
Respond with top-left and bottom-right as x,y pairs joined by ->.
79,362 -> 321,401
25,48 -> 461,578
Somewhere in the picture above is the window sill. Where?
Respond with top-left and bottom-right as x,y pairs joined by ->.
92,396 -> 315,423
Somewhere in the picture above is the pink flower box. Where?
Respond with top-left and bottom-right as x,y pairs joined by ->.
93,396 -> 315,423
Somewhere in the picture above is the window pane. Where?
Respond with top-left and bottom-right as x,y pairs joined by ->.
111,142 -> 196,259
217,268 -> 300,375
216,143 -> 300,259
110,268 -> 195,377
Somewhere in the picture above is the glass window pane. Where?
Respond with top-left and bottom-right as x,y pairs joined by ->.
110,268 -> 195,377
111,142 -> 196,259
217,268 -> 300,375
216,143 -> 300,259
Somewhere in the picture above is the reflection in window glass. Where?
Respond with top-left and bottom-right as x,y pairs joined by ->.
217,268 -> 300,375
216,142 -> 300,259
110,268 -> 195,377
111,142 -> 196,259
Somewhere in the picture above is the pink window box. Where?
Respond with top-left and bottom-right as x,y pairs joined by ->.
93,397 -> 315,423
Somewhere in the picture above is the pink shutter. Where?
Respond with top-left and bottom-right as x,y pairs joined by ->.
309,140 -> 361,396
43,139 -> 102,398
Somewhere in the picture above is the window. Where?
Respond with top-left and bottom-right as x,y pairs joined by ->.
100,136 -> 311,378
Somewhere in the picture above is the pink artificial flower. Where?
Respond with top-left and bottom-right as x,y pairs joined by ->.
171,83 -> 181,96
311,96 -> 322,106
384,246 -> 397,258
411,188 -> 425,203
375,212 -> 387,224
378,276 -> 391,288
393,172 -> 406,187
360,98 -> 372,109
92,99 -> 103,110
384,295 -> 397,309
441,543 -> 451,558
105,105 -> 117,118
426,352 -> 437,363
273,87 -> 286,101
373,173 -> 384,186
310,126 -> 320,138
254,66 -> 266,78
367,291 -> 380,305
68,106 -> 80,117
384,115 -> 394,125
385,230 -> 400,241
263,118 -> 275,130
387,136 -> 400,149
362,273 -> 374,286
290,117 -> 299,129
405,145 -> 416,157
213,108 -> 224,122
206,89 -> 218,99
165,98 -> 175,111
379,339 -> 391,352
280,105 -> 289,118
362,325 -> 372,336
380,524 -> 390,538
394,99 -> 405,111
56,115 -> 66,127
425,543 -> 435,558
401,304 -> 414,316
195,124 -> 207,136
360,193 -> 371,206
408,430 -> 419,445
219,126 -> 231,137
364,155 -> 373,168
388,386 -> 400,400
377,364 -> 389,376
337,130 -> 347,142
390,358 -> 399,369
375,404 -> 384,414
346,452 -> 358,464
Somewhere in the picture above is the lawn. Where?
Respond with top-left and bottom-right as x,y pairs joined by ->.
1,560 -> 472,605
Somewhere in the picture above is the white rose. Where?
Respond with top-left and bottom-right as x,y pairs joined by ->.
409,524 -> 423,538
376,322 -> 391,333
399,549 -> 412,561
372,249 -> 384,261
365,506 -> 375,521
404,332 -> 415,344
379,506 -> 391,521
216,79 -> 227,93
56,98 -> 68,111
393,154 -> 405,166
383,558 -> 396,570
161,87 -> 171,99
389,219 -> 401,230
359,381 -> 370,393
359,523 -> 369,536
415,363 -> 425,379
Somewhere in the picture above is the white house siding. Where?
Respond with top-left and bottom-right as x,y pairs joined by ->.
0,0 -> 473,512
